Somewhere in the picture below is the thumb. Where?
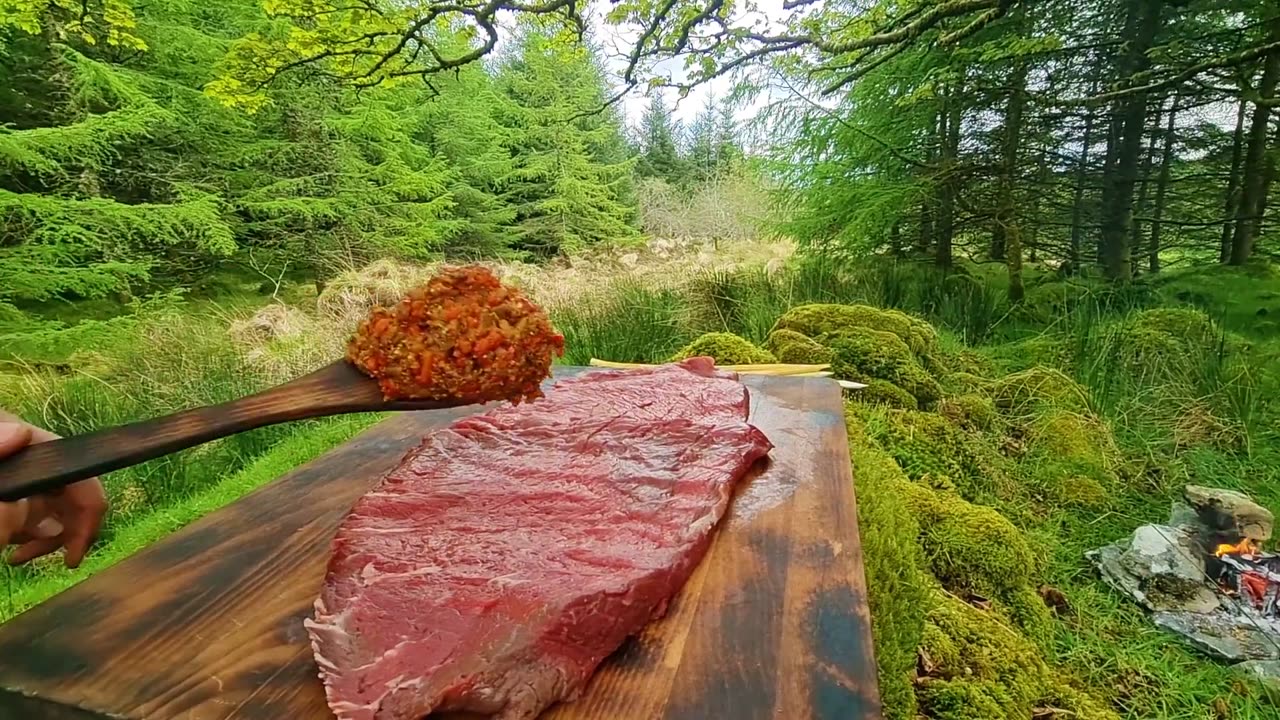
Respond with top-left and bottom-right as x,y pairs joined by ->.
0,422 -> 32,459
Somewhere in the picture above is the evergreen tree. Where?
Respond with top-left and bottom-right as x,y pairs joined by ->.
636,94 -> 686,185
686,93 -> 719,183
495,24 -> 638,256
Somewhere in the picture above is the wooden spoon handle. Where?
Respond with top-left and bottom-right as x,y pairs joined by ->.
0,362 -> 464,502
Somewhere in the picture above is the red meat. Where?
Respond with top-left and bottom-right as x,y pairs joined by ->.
306,359 -> 773,720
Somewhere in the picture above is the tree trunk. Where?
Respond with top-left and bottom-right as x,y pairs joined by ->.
1148,94 -> 1180,274
1099,0 -> 1163,281
1029,147 -> 1049,264
1231,16 -> 1280,265
1254,120 -> 1280,246
936,82 -> 963,270
918,109 -> 938,255
994,63 -> 1028,300
1069,88 -> 1098,269
1221,97 -> 1248,262
1130,100 -> 1164,275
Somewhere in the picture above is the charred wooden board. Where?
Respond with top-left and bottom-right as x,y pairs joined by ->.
0,373 -> 880,720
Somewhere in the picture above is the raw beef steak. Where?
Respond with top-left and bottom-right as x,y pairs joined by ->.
306,358 -> 773,720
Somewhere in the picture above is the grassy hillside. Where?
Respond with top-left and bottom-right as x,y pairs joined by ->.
2,251 -> 1279,718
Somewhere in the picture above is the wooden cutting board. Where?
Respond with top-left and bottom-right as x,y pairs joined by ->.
0,372 -> 881,720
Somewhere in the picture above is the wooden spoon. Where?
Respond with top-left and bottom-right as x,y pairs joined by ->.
0,360 -> 475,503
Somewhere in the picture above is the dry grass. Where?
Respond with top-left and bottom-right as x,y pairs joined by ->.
226,236 -> 794,374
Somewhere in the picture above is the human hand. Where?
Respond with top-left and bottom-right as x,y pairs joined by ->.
0,415 -> 107,568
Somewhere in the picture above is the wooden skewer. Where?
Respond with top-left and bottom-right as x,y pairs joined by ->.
0,361 -> 477,503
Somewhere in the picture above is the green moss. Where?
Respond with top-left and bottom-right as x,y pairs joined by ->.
763,328 -> 835,365
669,332 -> 777,365
855,379 -> 918,409
940,370 -> 991,395
917,592 -> 1118,720
867,409 -> 1012,504
845,407 -> 933,720
822,327 -> 943,406
988,335 -> 1075,373
1019,410 -> 1118,508
939,348 -> 996,378
990,366 -> 1090,415
939,393 -> 997,431
1102,307 -> 1235,381
772,303 -> 938,357
901,483 -> 1040,604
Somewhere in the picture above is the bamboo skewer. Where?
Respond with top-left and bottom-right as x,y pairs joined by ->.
586,359 -> 867,390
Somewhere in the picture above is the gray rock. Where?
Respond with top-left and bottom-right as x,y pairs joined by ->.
1184,485 -> 1274,542
1167,500 -> 1200,530
1155,612 -> 1280,662
1235,659 -> 1280,702
1086,524 -> 1220,614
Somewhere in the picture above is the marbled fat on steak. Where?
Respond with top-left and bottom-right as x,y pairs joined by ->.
305,358 -> 773,720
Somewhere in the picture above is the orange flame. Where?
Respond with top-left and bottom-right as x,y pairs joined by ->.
1216,538 -> 1260,557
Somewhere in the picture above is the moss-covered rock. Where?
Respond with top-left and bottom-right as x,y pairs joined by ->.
867,409 -> 1013,503
1019,409 -> 1118,508
821,327 -> 943,406
763,328 -> 835,365
987,336 -> 1075,373
901,483 -> 1041,606
990,366 -> 1090,414
1102,307 -> 1234,381
772,303 -> 938,357
855,379 -> 919,410
940,371 -> 992,395
917,592 -> 1119,720
845,407 -> 934,720
669,332 -> 777,365
939,393 -> 997,432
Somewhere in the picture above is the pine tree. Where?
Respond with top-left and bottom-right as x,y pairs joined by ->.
636,94 -> 686,186
495,24 -> 638,256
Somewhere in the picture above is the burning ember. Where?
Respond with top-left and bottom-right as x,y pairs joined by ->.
1216,538 -> 1259,558
1213,538 -> 1280,616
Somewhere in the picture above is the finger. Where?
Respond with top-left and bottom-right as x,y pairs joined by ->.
61,507 -> 103,568
9,535 -> 62,566
0,499 -> 29,549
61,479 -> 106,570
0,422 -> 32,459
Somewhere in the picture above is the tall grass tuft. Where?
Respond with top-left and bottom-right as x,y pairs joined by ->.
552,281 -> 692,365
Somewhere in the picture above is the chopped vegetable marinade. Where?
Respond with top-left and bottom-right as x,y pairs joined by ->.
347,265 -> 564,404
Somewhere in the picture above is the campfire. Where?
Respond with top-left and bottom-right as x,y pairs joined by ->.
1212,537 -> 1280,617
1087,484 -> 1280,669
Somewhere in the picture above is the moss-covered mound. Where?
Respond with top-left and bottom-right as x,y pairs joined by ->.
846,412 -> 934,719
822,327 -> 943,406
917,592 -> 1120,720
669,332 -> 777,365
861,407 -> 1013,503
763,328 -> 835,365
990,366 -> 1090,415
1018,409 -> 1118,508
938,393 -> 997,431
847,404 -> 1113,719
856,379 -> 919,409
901,481 -> 1048,630
1102,307 -> 1235,380
772,303 -> 939,357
